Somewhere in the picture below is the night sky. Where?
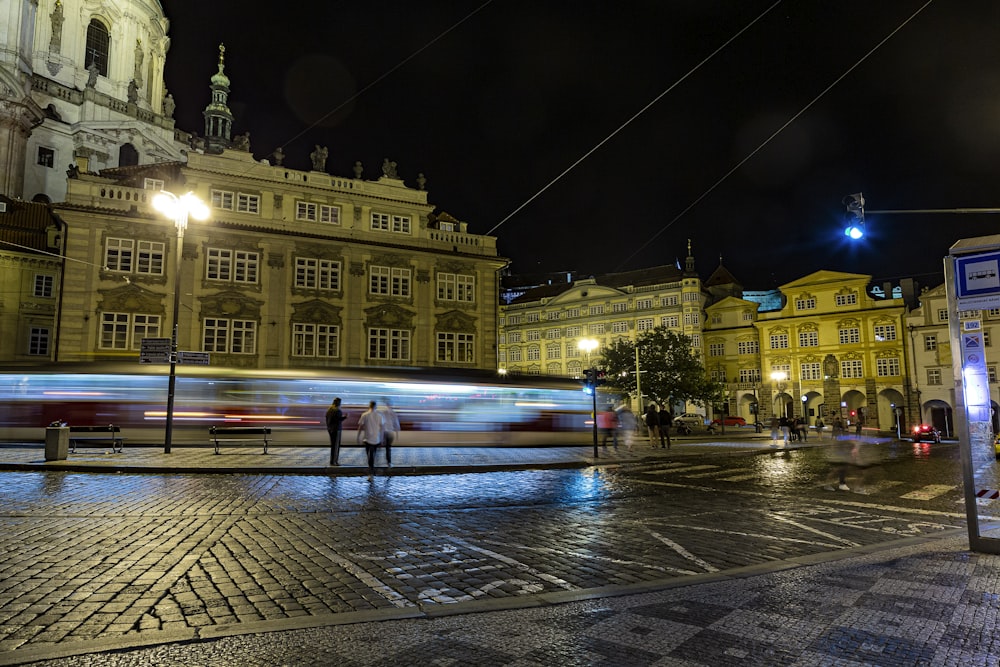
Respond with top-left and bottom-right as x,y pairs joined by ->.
162,1 -> 1000,290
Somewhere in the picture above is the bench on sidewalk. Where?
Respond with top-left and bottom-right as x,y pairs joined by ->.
69,424 -> 125,453
209,426 -> 271,455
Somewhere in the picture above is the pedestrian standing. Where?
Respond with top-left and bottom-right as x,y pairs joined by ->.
356,400 -> 386,478
659,408 -> 672,448
644,404 -> 661,448
815,417 -> 825,440
770,416 -> 779,444
617,406 -> 637,451
779,415 -> 791,444
598,407 -> 619,449
325,397 -> 347,466
378,398 -> 401,468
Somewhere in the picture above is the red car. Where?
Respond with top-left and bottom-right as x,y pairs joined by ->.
912,424 -> 941,443
711,416 -> 747,427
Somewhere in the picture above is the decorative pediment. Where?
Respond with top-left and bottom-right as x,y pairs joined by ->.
837,318 -> 860,328
436,310 -> 477,333
205,236 -> 260,253
198,290 -> 263,320
291,300 -> 342,325
371,253 -> 409,267
297,243 -> 344,261
98,283 -> 164,314
363,303 -> 414,328
797,322 -> 818,332
437,259 -> 474,274
767,325 -> 789,335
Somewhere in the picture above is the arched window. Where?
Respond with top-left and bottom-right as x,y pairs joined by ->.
85,19 -> 110,76
118,143 -> 138,166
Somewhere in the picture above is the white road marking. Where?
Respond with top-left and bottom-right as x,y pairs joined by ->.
717,473 -> 759,482
900,484 -> 957,500
315,545 -> 414,608
646,528 -> 720,572
767,514 -> 861,547
647,465 -> 719,476
478,539 -> 701,576
444,536 -> 578,590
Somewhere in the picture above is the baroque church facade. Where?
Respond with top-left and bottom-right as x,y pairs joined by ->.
0,0 -> 506,371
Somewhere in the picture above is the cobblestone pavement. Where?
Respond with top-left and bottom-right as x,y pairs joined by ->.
1,438 -> 998,665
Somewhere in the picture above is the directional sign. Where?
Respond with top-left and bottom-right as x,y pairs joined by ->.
139,337 -> 171,364
178,351 -> 210,365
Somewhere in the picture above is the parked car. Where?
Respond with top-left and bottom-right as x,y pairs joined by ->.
711,416 -> 747,427
673,413 -> 705,427
911,424 -> 941,443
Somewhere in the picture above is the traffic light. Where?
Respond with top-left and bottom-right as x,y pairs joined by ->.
581,369 -> 594,393
594,370 -> 607,387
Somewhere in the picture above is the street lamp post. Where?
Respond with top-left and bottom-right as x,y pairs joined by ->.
153,191 -> 209,454
771,370 -> 788,419
578,338 -> 599,458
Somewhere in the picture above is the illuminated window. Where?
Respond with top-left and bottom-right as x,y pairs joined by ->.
84,19 -> 110,76
873,324 -> 897,341
437,332 -> 474,363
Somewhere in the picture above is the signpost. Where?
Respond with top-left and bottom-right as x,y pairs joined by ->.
946,235 -> 1000,553
177,351 -> 210,365
139,338 -> 171,364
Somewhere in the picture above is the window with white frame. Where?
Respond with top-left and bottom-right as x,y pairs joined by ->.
207,248 -> 259,284
28,327 -> 50,355
636,298 -> 653,309
565,326 -> 581,337
637,318 -> 654,331
985,330 -> 992,347
567,308 -> 580,318
661,295 -> 678,306
590,305 -> 604,315
526,312 -> 539,322
661,315 -> 679,328
958,309 -> 981,319
546,311 -> 561,320
507,315 -> 521,325
369,327 -> 410,360
795,297 -> 816,310
683,313 -> 700,326
371,212 -> 411,233
738,340 -> 759,355
838,327 -> 861,344
565,343 -> 580,357
509,347 -> 522,362
927,368 -> 942,385
710,368 -> 726,382
437,332 -> 474,363
769,333 -> 789,349
683,292 -> 698,302
508,332 -> 521,343
99,312 -> 161,350
709,342 -> 725,357
742,311 -> 754,321
937,309 -> 949,322
37,147 -> 54,168
924,334 -> 937,351
874,357 -> 899,377
527,330 -> 541,341
143,178 -> 164,190
711,313 -> 723,324
801,362 -> 821,381
612,321 -> 629,333
295,258 -> 341,290
104,238 -> 166,276
771,363 -> 790,377
612,303 -> 627,313
237,193 -> 260,214
990,366 -> 997,383
546,329 -> 562,339
590,323 -> 605,334
546,343 -> 561,358
874,324 -> 897,341
292,323 -> 339,357
527,345 -> 541,361
691,335 -> 701,348
989,309 -> 1000,317
296,201 -> 340,224
738,368 -> 761,383
841,359 -> 863,378
33,274 -> 54,298
203,318 -> 256,354
835,292 -> 858,306
370,265 -> 411,297
437,273 -> 475,302
211,189 -> 235,210
798,331 -> 819,347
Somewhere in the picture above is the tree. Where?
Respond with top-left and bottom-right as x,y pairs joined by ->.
599,327 -> 722,412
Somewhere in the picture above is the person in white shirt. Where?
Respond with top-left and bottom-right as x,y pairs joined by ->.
378,398 -> 401,467
356,400 -> 386,477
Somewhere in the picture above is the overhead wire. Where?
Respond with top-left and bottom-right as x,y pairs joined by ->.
486,0 -> 783,237
616,0 -> 936,270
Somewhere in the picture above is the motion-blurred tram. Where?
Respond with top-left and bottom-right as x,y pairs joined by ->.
0,363 -> 594,446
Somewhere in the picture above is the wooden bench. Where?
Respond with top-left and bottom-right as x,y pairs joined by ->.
209,426 -> 271,455
69,424 -> 125,454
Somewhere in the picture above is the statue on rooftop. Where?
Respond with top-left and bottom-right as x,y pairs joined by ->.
310,145 -> 328,171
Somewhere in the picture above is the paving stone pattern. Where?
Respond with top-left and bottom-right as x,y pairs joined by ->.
16,537 -> 1000,666
0,461 -> 969,662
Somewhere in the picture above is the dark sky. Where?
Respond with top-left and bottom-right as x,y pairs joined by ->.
162,1 -> 1000,290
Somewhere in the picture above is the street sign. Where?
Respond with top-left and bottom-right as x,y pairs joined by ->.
178,351 -> 210,365
139,337 -> 171,364
955,251 -> 1000,309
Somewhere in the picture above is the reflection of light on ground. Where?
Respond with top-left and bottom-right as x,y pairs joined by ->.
43,391 -> 107,396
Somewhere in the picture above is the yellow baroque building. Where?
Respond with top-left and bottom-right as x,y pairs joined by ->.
705,270 -> 916,432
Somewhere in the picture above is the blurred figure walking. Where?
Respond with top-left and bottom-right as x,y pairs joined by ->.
378,398 -> 401,468
325,397 -> 347,466
357,400 -> 386,479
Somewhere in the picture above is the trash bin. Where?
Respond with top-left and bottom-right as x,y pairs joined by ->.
45,425 -> 69,461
